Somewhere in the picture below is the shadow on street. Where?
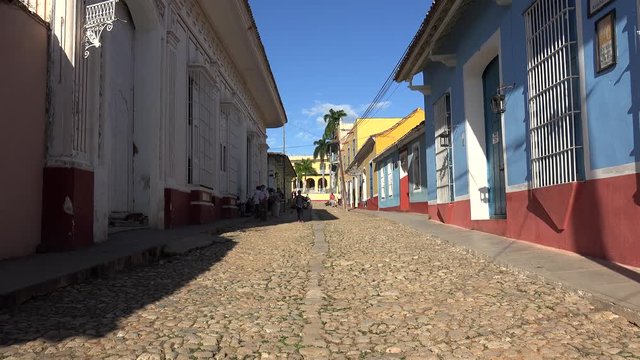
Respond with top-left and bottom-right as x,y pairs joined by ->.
0,208 -> 338,347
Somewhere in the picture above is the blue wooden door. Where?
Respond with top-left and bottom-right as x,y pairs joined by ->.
482,57 -> 507,218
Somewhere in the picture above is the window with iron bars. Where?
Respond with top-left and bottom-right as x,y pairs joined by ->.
410,142 -> 422,191
524,0 -> 584,188
380,164 -> 386,200
386,160 -> 394,198
434,93 -> 454,203
187,68 -> 217,189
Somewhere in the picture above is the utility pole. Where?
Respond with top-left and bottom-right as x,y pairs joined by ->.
334,123 -> 347,211
282,124 -> 286,200
338,143 -> 348,211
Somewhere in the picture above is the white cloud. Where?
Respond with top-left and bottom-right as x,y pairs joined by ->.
301,100 -> 394,127
302,101 -> 360,125
365,101 -> 391,111
295,131 -> 315,142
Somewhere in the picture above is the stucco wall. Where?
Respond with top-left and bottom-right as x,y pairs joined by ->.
409,137 -> 429,203
413,0 -> 640,267
580,0 -> 640,172
377,153 -> 400,208
422,0 -> 640,199
0,3 -> 47,259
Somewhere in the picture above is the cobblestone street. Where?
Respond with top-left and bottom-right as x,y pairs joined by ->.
1,209 -> 639,359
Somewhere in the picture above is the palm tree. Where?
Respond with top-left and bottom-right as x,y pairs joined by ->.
294,158 -> 317,192
313,136 -> 332,192
323,109 -> 347,140
321,109 -> 348,195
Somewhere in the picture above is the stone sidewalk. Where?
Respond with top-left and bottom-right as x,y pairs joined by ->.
0,208 -> 638,359
0,214 -> 284,308
355,209 -> 640,325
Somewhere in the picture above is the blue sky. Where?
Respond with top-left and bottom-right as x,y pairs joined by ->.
249,1 -> 430,156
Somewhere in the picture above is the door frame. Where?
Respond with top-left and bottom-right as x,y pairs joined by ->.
463,30 -> 504,220
399,150 -> 410,211
482,56 -> 507,218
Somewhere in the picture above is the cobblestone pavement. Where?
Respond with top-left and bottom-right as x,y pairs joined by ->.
1,208 -> 639,359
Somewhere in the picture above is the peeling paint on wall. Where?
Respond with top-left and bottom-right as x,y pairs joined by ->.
63,196 -> 74,215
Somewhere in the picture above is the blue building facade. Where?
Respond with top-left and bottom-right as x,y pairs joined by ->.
394,0 -> 640,267
376,124 -> 428,212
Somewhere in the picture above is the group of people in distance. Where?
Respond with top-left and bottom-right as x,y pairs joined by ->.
249,185 -> 283,221
245,185 -> 311,223
243,187 -> 343,223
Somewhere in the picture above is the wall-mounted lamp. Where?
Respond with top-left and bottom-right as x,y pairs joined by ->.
438,129 -> 451,148
84,0 -> 119,58
490,84 -> 515,114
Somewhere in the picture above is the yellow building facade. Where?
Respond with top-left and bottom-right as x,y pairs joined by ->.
289,155 -> 333,202
337,117 -> 403,206
344,108 -> 425,208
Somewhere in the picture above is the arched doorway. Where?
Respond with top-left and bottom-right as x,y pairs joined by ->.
318,178 -> 327,192
306,178 -> 315,191
482,56 -> 506,218
104,1 -> 135,215
91,0 -> 162,237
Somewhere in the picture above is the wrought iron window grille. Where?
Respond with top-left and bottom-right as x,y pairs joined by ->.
84,0 -> 119,58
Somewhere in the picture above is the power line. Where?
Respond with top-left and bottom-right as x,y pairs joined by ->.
359,37 -> 414,120
270,144 -> 316,150
285,120 -> 324,140
369,82 -> 401,118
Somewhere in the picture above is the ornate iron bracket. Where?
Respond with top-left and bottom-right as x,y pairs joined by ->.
84,0 -> 118,58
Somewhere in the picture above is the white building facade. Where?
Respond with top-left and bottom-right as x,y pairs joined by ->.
31,0 -> 285,252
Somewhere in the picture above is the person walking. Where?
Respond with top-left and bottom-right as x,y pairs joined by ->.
252,186 -> 262,218
271,189 -> 281,218
259,185 -> 269,221
294,190 -> 305,223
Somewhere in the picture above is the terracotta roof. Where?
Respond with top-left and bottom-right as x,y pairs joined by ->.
345,108 -> 424,172
268,152 -> 297,177
373,121 -> 426,162
394,0 -> 463,82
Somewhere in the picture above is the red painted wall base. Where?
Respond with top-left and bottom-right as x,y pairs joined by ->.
190,190 -> 218,224
165,188 -> 240,228
427,173 -> 640,267
368,196 -> 379,210
220,197 -> 238,219
379,205 -> 401,212
408,201 -> 430,214
41,167 -> 94,252
164,188 -> 191,229
400,176 -> 410,211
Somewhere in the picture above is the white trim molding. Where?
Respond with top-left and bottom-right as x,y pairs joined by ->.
463,30 -> 500,221
589,162 -> 640,181
429,54 -> 457,67
506,183 -> 530,193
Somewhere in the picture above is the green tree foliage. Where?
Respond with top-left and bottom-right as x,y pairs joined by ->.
293,158 -> 317,190
313,136 -> 332,164
323,109 -> 347,140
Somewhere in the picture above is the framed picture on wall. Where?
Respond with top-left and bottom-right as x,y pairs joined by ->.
588,0 -> 614,17
595,11 -> 616,73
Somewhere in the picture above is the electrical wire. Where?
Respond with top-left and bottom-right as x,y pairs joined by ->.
359,39 -> 413,120
369,82 -> 401,118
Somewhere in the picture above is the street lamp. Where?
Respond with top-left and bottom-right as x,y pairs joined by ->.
490,84 -> 515,114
